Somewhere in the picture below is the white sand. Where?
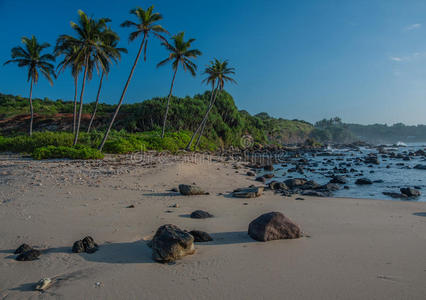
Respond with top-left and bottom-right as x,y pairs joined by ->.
0,154 -> 425,299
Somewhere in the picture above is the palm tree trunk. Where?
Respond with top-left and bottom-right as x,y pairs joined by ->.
194,88 -> 220,149
73,55 -> 89,146
161,67 -> 178,138
28,78 -> 34,136
73,76 -> 78,134
99,34 -> 147,151
87,71 -> 104,133
185,85 -> 217,150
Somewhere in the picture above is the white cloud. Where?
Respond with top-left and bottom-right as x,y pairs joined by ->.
404,23 -> 421,31
389,52 -> 426,62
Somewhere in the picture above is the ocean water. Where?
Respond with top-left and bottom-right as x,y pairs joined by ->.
263,143 -> 426,202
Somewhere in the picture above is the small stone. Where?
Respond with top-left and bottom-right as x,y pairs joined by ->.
189,230 -> 213,242
126,204 -> 135,208
16,249 -> 41,261
14,243 -> 32,254
190,210 -> 214,219
35,278 -> 52,291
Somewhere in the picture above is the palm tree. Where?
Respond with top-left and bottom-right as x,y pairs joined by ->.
4,36 -> 55,136
55,44 -> 83,134
56,10 -> 118,145
98,5 -> 167,151
157,32 -> 202,138
87,28 -> 127,133
186,59 -> 236,150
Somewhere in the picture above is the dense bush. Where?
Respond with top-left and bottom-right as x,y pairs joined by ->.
32,145 -> 104,160
0,91 -> 314,146
0,130 -> 218,157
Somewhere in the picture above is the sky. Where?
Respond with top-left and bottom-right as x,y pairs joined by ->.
1,0 -> 426,125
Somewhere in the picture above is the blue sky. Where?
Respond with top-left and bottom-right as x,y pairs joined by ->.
1,0 -> 426,125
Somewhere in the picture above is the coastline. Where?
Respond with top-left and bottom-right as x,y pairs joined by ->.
0,154 -> 425,299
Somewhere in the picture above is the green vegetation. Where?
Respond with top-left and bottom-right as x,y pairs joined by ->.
0,130 -> 217,159
32,145 -> 104,160
0,90 -> 315,158
310,117 -> 355,144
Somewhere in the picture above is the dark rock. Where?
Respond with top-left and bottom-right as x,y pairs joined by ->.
329,176 -> 347,184
248,212 -> 301,242
269,181 -> 288,191
82,236 -> 99,253
16,249 -> 41,261
232,186 -> 264,198
189,230 -> 213,242
414,164 -> 426,170
355,178 -> 373,185
301,190 -> 330,197
178,184 -> 208,195
383,192 -> 408,199
400,187 -> 421,197
364,156 -> 379,165
14,243 -> 32,254
263,165 -> 274,171
255,176 -> 266,183
152,224 -> 195,263
284,178 -> 308,189
72,240 -> 85,253
72,236 -> 98,254
190,210 -> 214,219
126,204 -> 135,208
320,183 -> 340,191
263,173 -> 274,179
246,171 -> 256,177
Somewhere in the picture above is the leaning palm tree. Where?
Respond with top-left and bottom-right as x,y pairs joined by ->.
98,5 -> 167,151
157,32 -> 202,138
56,10 -> 118,145
4,36 -> 55,136
186,59 -> 236,150
55,44 -> 83,134
87,28 -> 127,133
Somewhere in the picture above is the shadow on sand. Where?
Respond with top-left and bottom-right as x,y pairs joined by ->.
1,232 -> 256,265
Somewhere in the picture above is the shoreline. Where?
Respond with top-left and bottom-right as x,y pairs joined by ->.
0,154 -> 425,299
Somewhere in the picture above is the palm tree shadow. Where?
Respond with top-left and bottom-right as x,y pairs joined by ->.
79,240 -> 153,264
413,212 -> 426,217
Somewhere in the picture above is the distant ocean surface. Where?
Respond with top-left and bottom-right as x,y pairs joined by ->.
267,142 -> 426,202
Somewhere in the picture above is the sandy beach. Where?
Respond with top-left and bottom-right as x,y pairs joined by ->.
0,154 -> 425,299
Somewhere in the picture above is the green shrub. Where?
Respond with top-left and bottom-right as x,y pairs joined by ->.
32,145 -> 104,160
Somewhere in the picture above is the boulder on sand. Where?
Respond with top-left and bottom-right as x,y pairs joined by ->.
248,212 -> 301,242
72,236 -> 98,254
14,243 -> 33,254
178,184 -> 208,195
16,249 -> 41,261
190,210 -> 214,219
232,186 -> 264,198
152,224 -> 195,263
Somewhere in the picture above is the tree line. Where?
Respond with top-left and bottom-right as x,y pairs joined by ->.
3,5 -> 236,152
